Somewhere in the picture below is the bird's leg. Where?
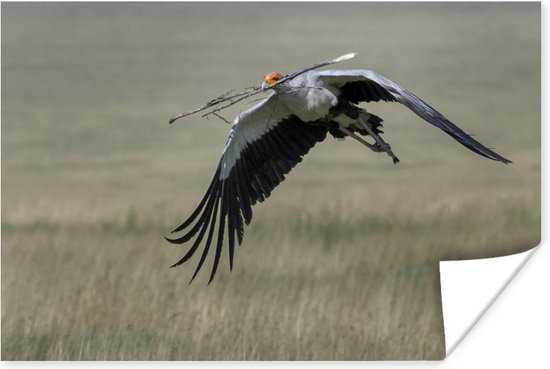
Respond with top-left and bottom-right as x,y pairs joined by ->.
339,127 -> 383,152
356,118 -> 400,164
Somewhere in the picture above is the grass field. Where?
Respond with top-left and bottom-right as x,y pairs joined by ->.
1,3 -> 540,360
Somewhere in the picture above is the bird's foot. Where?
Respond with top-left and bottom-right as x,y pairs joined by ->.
375,142 -> 400,164
356,118 -> 399,164
338,126 -> 400,163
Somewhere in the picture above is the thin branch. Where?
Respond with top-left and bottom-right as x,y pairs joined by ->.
168,52 -> 357,124
168,88 -> 253,124
212,111 -> 231,124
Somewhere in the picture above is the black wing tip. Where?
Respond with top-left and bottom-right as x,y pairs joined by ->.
165,235 -> 183,245
499,157 -> 513,165
486,154 -> 512,164
476,150 -> 512,165
473,145 -> 512,164
480,148 -> 512,165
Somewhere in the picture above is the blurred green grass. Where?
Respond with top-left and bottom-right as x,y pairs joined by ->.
1,2 -> 540,360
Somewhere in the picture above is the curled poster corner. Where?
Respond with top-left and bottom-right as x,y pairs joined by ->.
440,246 -> 539,356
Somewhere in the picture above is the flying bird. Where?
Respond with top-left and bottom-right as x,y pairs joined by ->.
166,54 -> 511,283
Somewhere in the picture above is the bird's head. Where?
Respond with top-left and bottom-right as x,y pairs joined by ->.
262,72 -> 283,90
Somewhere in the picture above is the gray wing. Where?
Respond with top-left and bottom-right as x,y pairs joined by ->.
317,69 -> 511,164
166,93 -> 328,283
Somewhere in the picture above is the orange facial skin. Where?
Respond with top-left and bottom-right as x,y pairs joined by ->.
263,72 -> 283,85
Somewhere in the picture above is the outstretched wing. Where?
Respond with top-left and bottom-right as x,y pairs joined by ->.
166,93 -> 328,283
317,70 -> 511,164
